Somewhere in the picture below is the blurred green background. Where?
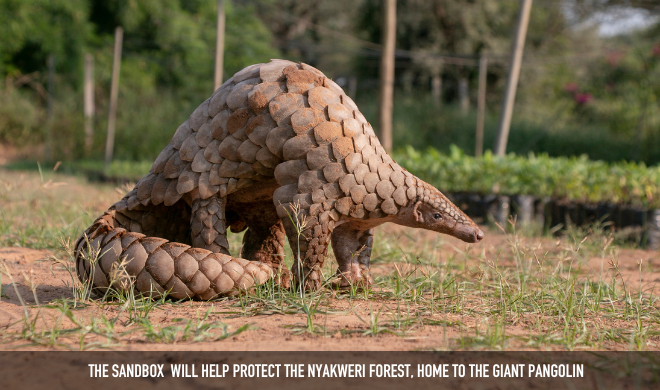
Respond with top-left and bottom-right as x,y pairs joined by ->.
0,0 -> 659,163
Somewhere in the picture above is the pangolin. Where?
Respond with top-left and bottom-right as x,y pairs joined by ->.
74,59 -> 484,299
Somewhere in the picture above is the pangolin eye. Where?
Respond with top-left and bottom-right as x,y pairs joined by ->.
433,213 -> 442,220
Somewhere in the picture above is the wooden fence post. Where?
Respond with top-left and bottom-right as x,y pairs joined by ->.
475,54 -> 487,157
432,70 -> 442,105
494,0 -> 533,156
84,53 -> 94,156
45,55 -> 55,162
105,27 -> 123,170
214,0 -> 226,91
378,0 -> 396,153
458,76 -> 469,114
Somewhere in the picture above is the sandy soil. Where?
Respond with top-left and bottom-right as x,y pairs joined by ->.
1,166 -> 659,352
1,225 -> 659,352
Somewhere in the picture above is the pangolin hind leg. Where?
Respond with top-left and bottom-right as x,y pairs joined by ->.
330,225 -> 374,288
190,196 -> 230,254
234,201 -> 290,287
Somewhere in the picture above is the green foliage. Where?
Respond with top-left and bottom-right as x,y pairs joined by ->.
396,146 -> 660,208
88,0 -> 278,94
0,0 -> 93,80
79,160 -> 151,181
89,1 -> 278,161
356,94 -> 651,163
1,0 -> 659,174
536,38 -> 660,161
0,84 -> 42,145
0,0 -> 279,161
246,0 -> 365,74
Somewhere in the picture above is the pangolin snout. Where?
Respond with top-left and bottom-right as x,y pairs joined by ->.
453,225 -> 484,243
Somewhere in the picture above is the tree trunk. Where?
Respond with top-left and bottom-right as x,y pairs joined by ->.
494,0 -> 534,156
105,27 -> 123,170
432,73 -> 442,105
378,0 -> 396,152
458,77 -> 469,114
214,0 -> 226,91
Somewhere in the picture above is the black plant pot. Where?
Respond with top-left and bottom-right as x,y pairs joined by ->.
466,193 -> 487,221
608,204 -> 623,228
534,196 -> 551,229
488,195 -> 510,227
580,203 -> 600,225
452,192 -> 472,214
596,202 -> 611,222
647,209 -> 660,250
619,206 -> 646,228
565,202 -> 579,226
512,195 -> 535,225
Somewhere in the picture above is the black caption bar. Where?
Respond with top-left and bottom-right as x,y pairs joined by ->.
1,351 -> 658,390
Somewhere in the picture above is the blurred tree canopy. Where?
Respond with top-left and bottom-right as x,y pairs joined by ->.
0,0 -> 658,164
0,0 -> 278,94
0,0 -> 93,80
0,0 -> 279,156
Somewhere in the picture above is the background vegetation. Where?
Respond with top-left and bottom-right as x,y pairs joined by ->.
0,0 -> 659,163
397,145 -> 660,207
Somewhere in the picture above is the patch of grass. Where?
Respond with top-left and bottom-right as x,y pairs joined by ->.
4,160 -> 151,183
0,170 -> 254,349
0,168 -> 117,250
0,253 -> 251,349
1,169 -> 659,351
137,308 -> 251,344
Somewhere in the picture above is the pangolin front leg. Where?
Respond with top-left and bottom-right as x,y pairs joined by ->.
331,225 -> 374,288
278,199 -> 335,291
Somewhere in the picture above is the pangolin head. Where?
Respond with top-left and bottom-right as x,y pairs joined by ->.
399,180 -> 484,243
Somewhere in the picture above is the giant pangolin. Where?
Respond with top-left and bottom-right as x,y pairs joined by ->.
74,59 -> 484,299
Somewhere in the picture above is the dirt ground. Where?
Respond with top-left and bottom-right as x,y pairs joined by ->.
1,168 -> 660,352
1,226 -> 659,351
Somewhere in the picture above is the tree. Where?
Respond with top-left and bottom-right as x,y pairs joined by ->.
356,0 -> 569,99
246,0 -> 367,76
0,0 -> 280,159
0,0 -> 93,83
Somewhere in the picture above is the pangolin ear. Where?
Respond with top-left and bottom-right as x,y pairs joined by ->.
413,201 -> 424,223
